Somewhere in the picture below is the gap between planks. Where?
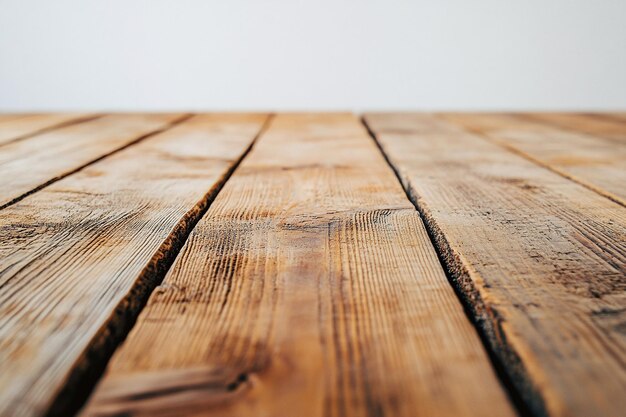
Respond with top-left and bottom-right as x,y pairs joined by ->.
81,113 -> 517,417
47,114 -> 275,417
0,113 -> 102,147
2,112 -> 622,417
439,113 -> 626,208
364,113 -> 626,417
360,115 -> 534,417
0,114 -> 271,417
0,114 -> 192,210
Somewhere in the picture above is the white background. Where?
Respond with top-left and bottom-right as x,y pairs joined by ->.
1,0 -> 625,111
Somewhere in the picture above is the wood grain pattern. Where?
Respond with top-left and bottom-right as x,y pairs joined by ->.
0,114 -> 189,209
522,112 -> 626,143
364,113 -> 626,417
82,114 -> 515,417
440,113 -> 626,206
0,114 -> 267,417
0,113 -> 96,146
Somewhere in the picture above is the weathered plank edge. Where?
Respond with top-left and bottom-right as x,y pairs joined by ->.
361,116 -> 541,417
439,114 -> 626,208
0,114 -> 103,147
44,114 -> 273,417
0,114 -> 192,211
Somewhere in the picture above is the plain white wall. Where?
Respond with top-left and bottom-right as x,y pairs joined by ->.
1,0 -> 625,111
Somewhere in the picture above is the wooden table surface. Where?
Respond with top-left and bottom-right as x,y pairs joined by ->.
0,113 -> 624,417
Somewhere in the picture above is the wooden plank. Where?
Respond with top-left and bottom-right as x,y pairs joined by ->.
0,114 -> 267,417
82,114 -> 515,417
601,112 -> 626,123
521,113 -> 626,143
0,114 -> 185,209
0,114 -> 28,123
0,113 -> 96,146
364,113 -> 626,417
440,113 -> 626,206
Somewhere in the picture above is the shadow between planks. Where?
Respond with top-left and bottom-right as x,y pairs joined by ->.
0,110 -> 624,416
0,114 -> 271,417
363,113 -> 626,417
79,114 -> 516,417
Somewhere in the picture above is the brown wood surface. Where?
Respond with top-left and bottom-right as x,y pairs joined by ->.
522,112 -> 626,143
0,114 -> 29,123
364,113 -> 626,417
0,114 -> 189,209
0,114 -> 267,417
441,113 -> 626,206
603,113 -> 626,122
81,114 -> 515,417
0,113 -> 96,146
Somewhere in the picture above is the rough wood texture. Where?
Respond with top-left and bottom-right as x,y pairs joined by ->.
0,114 -> 267,417
0,114 -> 188,209
441,113 -> 626,206
524,112 -> 626,143
82,114 -> 515,417
0,113 -> 95,146
364,113 -> 626,417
